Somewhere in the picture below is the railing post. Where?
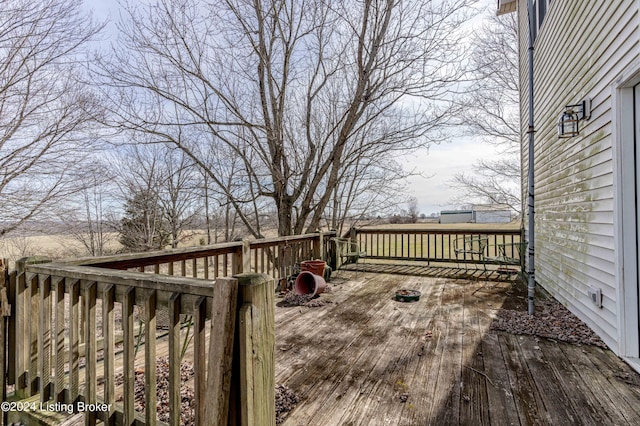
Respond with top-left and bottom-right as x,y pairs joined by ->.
204,277 -> 239,425
312,232 -> 323,260
350,227 -> 357,244
229,273 -> 275,426
327,231 -> 337,270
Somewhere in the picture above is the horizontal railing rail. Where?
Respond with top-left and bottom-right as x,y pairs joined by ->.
350,227 -> 523,265
65,232 -> 336,285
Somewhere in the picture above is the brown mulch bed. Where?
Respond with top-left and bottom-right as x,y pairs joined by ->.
113,356 -> 196,425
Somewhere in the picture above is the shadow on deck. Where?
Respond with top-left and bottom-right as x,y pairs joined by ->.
339,261 -> 523,282
275,270 -> 640,425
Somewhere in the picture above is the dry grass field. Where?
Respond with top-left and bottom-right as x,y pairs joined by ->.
0,231 -> 212,266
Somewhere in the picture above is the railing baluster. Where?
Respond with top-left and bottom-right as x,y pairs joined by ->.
193,296 -> 206,425
54,277 -> 65,403
39,275 -> 52,402
28,273 -> 39,396
69,280 -> 80,404
83,281 -> 97,425
266,249 -> 271,275
145,290 -> 157,426
15,271 -> 26,395
254,248 -> 259,273
103,284 -> 116,425
260,248 -> 265,274
123,287 -> 135,426
168,293 -> 181,426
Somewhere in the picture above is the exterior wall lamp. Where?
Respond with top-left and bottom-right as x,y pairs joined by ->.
557,98 -> 591,138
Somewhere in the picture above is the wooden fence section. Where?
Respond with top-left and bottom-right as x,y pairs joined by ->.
2,259 -> 275,426
350,227 -> 523,266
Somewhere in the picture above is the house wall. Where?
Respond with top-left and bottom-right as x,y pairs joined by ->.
517,0 -> 640,350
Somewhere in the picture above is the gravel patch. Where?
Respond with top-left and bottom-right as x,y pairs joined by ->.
490,298 -> 607,348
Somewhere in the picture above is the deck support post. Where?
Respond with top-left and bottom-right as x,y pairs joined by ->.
229,273 -> 275,426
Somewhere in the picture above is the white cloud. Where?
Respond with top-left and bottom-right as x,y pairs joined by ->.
404,137 -> 501,215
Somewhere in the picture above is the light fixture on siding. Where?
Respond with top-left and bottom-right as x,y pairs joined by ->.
558,98 -> 591,138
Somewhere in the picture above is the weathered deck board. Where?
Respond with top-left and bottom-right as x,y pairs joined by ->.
276,269 -> 640,425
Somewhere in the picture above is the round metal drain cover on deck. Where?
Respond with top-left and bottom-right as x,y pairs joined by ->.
395,289 -> 421,302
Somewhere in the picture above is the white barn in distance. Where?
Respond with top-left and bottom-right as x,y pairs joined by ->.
472,204 -> 512,224
439,204 -> 512,224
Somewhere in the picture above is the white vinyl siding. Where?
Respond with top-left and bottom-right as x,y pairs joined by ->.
517,0 -> 640,349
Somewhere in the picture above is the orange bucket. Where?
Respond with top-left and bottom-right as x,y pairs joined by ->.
300,260 -> 326,276
294,271 -> 327,297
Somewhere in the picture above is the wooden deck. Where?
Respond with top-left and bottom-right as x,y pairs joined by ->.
275,266 -> 640,425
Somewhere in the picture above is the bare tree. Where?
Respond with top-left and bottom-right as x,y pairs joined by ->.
156,148 -> 200,248
327,147 -> 411,234
0,0 -> 104,237
58,165 -> 119,256
451,11 -> 521,214
97,0 -> 472,236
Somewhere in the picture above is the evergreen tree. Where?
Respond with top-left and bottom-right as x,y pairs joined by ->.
119,192 -> 169,252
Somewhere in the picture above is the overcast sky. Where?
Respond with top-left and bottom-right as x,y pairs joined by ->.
404,139 -> 500,216
82,0 -> 503,217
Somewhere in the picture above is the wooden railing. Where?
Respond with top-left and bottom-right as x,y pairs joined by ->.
3,267 -> 278,425
0,232 -> 336,425
69,232 -> 335,285
349,226 -> 523,265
